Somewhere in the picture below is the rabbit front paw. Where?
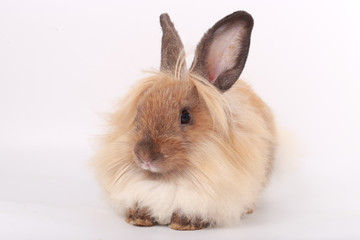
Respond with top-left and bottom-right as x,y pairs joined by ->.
169,212 -> 210,230
125,207 -> 157,227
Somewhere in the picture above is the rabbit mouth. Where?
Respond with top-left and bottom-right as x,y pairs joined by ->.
139,161 -> 161,173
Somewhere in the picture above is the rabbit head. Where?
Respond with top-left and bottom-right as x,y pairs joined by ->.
129,11 -> 254,175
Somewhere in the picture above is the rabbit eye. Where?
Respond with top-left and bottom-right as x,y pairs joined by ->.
180,109 -> 191,125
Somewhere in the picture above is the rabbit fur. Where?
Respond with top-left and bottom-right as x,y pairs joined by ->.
92,11 -> 276,230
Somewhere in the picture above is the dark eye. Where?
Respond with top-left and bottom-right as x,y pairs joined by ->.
180,109 -> 191,125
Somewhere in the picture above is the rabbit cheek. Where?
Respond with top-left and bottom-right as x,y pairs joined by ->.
158,139 -> 190,174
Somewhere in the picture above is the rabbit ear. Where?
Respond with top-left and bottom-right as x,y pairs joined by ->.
160,13 -> 186,78
190,11 -> 254,91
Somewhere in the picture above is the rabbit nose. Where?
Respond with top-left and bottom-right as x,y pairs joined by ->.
134,135 -> 160,163
137,151 -> 152,163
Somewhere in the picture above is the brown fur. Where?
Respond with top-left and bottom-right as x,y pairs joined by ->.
131,78 -> 215,175
169,212 -> 210,230
126,206 -> 157,226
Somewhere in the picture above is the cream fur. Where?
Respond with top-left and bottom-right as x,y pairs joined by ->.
92,71 -> 276,227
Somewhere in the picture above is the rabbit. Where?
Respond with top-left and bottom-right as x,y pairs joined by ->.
92,11 -> 276,230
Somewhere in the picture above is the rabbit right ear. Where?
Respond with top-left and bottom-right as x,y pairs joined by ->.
160,13 -> 186,78
190,11 -> 254,91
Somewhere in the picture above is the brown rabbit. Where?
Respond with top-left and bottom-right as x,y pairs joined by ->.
92,11 -> 276,230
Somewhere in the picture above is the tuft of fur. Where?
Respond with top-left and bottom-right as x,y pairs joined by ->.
92,11 -> 276,228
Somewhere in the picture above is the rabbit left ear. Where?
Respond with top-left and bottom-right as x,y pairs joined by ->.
160,13 -> 186,77
190,11 -> 254,91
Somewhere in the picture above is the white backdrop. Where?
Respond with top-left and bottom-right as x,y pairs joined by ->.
1,0 -> 360,239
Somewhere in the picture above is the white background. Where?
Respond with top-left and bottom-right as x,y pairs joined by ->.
1,0 -> 360,239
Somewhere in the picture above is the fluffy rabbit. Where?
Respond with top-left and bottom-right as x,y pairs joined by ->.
92,11 -> 276,230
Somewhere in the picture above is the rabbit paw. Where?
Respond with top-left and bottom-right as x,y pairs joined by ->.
125,207 -> 157,227
169,212 -> 209,230
246,208 -> 254,214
